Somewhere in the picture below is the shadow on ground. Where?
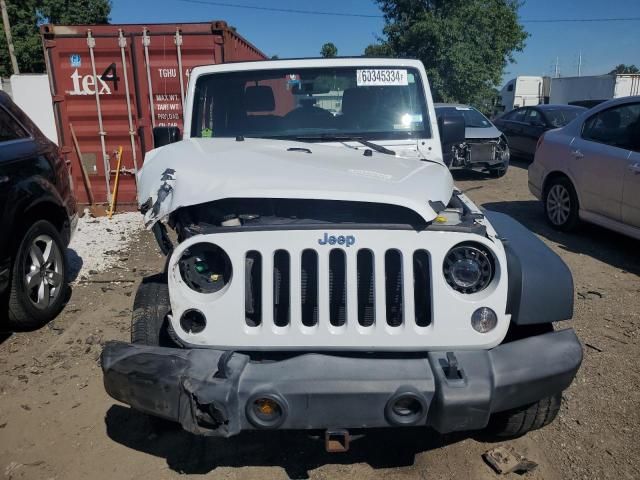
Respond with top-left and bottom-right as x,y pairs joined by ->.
105,405 -> 468,479
450,157 -> 531,183
506,156 -> 531,170
484,200 -> 640,276
66,248 -> 84,282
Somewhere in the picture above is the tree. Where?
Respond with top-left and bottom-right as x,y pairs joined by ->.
363,43 -> 394,57
609,64 -> 639,75
366,0 -> 527,107
320,42 -> 338,58
0,0 -> 111,77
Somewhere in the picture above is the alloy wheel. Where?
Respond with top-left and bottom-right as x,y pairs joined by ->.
546,184 -> 571,226
23,234 -> 63,309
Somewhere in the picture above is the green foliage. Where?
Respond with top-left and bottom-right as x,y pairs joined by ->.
608,64 -> 639,75
0,0 -> 111,77
363,43 -> 394,57
366,0 -> 528,108
0,0 -> 40,76
320,42 -> 338,58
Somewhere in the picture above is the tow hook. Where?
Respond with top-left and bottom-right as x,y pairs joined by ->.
325,429 -> 350,453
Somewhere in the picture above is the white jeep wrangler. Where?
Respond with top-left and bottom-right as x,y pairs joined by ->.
102,58 -> 582,445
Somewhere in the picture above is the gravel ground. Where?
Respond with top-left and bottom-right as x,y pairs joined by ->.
0,160 -> 638,479
67,212 -> 143,281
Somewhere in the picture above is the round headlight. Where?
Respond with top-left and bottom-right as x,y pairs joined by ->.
443,243 -> 494,293
179,243 -> 232,293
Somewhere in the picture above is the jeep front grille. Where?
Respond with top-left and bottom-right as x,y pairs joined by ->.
170,229 -> 510,351
244,248 -> 432,329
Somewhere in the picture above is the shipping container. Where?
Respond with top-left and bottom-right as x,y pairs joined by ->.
41,21 -> 266,206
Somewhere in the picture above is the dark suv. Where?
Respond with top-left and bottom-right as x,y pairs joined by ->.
0,91 -> 77,330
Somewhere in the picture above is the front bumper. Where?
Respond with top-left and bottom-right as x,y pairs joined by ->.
101,329 -> 582,437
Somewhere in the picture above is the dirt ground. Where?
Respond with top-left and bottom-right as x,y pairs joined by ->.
1,159 -> 638,480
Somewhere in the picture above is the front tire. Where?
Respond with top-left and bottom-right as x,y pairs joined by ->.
544,177 -> 579,231
486,393 -> 562,438
130,274 -> 181,431
131,274 -> 177,347
7,220 -> 67,330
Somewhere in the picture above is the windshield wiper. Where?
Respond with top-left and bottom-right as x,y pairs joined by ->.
294,135 -> 396,156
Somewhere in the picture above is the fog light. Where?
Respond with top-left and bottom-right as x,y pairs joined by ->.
385,391 -> 427,426
246,394 -> 286,429
471,307 -> 497,333
392,396 -> 422,417
180,309 -> 206,334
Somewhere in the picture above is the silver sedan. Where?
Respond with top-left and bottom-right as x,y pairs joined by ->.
528,96 -> 640,239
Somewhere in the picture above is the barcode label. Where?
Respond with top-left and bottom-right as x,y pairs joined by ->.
356,69 -> 408,86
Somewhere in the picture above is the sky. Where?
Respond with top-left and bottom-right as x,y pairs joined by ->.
110,0 -> 640,86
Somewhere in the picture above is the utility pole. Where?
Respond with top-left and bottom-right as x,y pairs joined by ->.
0,0 -> 19,75
554,56 -> 559,78
577,51 -> 582,77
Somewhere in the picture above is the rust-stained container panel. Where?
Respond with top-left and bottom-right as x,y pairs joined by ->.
41,21 -> 266,205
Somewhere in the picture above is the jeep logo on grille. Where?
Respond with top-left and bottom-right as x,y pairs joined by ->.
317,233 -> 355,247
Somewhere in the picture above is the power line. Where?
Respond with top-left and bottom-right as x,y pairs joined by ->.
178,0 -> 640,23
178,0 -> 382,18
524,17 -> 640,23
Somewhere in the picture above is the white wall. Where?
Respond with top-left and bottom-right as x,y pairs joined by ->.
10,74 -> 58,144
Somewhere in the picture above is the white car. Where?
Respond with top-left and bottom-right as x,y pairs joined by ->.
101,58 -> 581,447
529,96 -> 640,239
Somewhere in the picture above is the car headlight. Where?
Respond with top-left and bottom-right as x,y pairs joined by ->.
443,242 -> 494,293
178,243 -> 232,293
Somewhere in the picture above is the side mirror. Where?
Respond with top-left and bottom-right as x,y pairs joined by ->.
153,127 -> 181,148
438,113 -> 466,146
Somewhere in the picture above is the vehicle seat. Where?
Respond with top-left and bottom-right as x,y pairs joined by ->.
244,85 -> 282,133
372,87 -> 411,128
589,109 -> 622,145
626,117 -> 640,151
338,87 -> 376,129
283,97 -> 333,129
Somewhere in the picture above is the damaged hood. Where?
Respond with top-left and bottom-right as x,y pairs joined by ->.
138,138 -> 452,227
465,125 -> 503,139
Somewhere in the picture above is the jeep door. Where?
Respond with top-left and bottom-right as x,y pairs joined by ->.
571,102 -> 639,221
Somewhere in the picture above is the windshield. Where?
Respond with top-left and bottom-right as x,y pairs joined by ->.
436,106 -> 492,128
543,108 -> 585,128
191,67 -> 430,140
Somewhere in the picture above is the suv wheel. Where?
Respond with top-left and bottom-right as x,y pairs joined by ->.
485,393 -> 562,438
130,274 -> 181,431
544,177 -> 579,231
7,220 -> 67,330
131,274 -> 179,347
